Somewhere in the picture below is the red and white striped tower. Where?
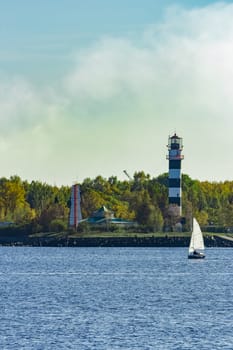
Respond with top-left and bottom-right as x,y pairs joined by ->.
69,183 -> 82,229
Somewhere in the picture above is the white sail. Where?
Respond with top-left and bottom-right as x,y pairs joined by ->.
189,218 -> 205,253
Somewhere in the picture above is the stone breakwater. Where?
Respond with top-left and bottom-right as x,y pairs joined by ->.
1,234 -> 233,247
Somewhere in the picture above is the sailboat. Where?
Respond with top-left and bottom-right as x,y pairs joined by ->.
188,218 -> 205,259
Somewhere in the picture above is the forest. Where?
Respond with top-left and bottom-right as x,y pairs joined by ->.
0,172 -> 232,234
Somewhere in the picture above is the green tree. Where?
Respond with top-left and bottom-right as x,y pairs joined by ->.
0,176 -> 28,220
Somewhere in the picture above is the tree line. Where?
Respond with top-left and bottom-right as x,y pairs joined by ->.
0,172 -> 232,233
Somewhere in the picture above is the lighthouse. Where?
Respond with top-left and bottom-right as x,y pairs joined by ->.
166,133 -> 184,217
69,183 -> 82,229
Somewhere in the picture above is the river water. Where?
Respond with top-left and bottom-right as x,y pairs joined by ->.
0,247 -> 232,349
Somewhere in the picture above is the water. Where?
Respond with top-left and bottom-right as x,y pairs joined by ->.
0,247 -> 232,350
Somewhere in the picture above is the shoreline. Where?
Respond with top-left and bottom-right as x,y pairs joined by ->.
1,234 -> 233,247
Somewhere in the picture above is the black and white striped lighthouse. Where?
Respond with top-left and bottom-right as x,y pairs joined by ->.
166,133 -> 184,216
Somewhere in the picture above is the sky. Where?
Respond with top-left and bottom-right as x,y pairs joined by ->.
0,0 -> 233,186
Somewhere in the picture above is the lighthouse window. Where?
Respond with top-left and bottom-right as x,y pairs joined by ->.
171,142 -> 179,150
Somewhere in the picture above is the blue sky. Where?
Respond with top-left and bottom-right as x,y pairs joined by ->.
0,1 -> 233,185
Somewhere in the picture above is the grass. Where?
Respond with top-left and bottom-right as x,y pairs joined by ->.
30,231 -> 192,239
29,231 -> 229,240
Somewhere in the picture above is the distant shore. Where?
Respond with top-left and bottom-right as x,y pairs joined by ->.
1,233 -> 233,247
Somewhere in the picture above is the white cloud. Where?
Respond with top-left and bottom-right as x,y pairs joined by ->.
64,2 -> 233,125
1,2 -> 233,184
0,77 -> 49,133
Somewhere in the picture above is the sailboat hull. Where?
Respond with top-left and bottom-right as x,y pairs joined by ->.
188,253 -> 205,259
